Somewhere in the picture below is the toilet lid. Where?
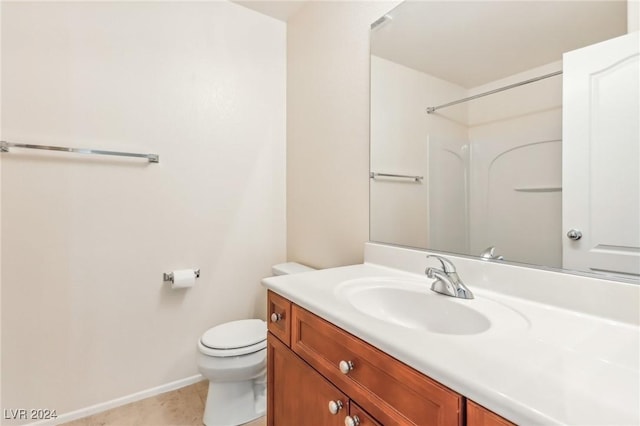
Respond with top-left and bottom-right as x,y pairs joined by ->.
201,319 -> 266,350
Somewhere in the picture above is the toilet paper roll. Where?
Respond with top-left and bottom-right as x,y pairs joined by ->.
171,269 -> 196,289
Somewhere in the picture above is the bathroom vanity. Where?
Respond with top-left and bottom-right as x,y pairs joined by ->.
262,243 -> 640,425
267,291 -> 510,425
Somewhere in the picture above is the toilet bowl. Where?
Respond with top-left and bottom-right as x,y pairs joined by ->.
197,262 -> 314,426
197,319 -> 267,426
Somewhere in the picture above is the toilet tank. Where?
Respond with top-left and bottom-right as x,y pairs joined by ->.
271,262 -> 315,276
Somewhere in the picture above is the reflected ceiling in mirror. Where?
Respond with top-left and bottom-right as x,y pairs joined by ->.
371,1 -> 627,88
369,1 -> 638,280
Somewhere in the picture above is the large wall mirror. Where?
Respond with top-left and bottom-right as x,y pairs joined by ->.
370,1 -> 639,280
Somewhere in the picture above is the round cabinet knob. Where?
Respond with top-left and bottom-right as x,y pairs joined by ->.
345,415 -> 360,426
566,229 -> 583,240
328,400 -> 344,415
270,312 -> 282,323
338,360 -> 354,375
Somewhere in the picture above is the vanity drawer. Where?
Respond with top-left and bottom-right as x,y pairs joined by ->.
467,401 -> 515,426
267,291 -> 291,346
291,305 -> 463,426
350,402 -> 382,426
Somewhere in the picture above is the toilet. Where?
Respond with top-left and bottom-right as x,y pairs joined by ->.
197,262 -> 314,426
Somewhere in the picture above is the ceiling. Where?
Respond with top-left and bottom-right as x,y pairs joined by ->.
232,0 -> 308,22
371,1 -> 628,88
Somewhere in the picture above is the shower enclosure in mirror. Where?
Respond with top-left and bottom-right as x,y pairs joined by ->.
369,1 -> 639,280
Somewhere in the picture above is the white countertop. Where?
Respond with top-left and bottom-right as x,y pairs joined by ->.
262,263 -> 640,426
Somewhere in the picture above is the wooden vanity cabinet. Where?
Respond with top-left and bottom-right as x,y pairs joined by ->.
267,290 -> 510,426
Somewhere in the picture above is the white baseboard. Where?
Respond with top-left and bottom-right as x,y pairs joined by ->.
26,374 -> 204,426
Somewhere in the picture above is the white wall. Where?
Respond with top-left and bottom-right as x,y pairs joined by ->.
370,55 -> 468,251
629,0 -> 639,32
286,1 -> 400,269
1,1 -> 285,418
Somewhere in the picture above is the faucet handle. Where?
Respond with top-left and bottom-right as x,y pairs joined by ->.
425,267 -> 438,279
426,255 -> 456,273
480,246 -> 504,261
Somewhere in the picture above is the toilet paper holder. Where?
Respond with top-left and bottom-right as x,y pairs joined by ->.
163,269 -> 200,283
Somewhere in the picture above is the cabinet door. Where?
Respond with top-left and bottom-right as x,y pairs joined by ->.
467,401 -> 514,426
267,332 -> 347,426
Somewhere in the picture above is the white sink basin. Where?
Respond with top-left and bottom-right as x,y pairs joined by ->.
335,277 -> 530,336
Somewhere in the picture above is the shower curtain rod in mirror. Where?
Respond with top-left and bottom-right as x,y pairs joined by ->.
426,70 -> 562,114
0,141 -> 159,163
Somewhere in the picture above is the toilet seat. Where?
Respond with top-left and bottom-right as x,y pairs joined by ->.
199,319 -> 267,357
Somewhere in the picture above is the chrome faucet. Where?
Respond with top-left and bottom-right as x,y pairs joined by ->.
425,255 -> 474,299
480,246 -> 504,261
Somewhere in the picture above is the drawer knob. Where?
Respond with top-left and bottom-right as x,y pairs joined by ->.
339,360 -> 354,374
270,312 -> 282,323
345,415 -> 360,426
328,400 -> 344,415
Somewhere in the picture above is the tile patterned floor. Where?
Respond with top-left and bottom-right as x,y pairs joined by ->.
61,381 -> 266,426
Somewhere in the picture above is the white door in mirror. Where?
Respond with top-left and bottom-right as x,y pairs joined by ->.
563,32 -> 640,278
